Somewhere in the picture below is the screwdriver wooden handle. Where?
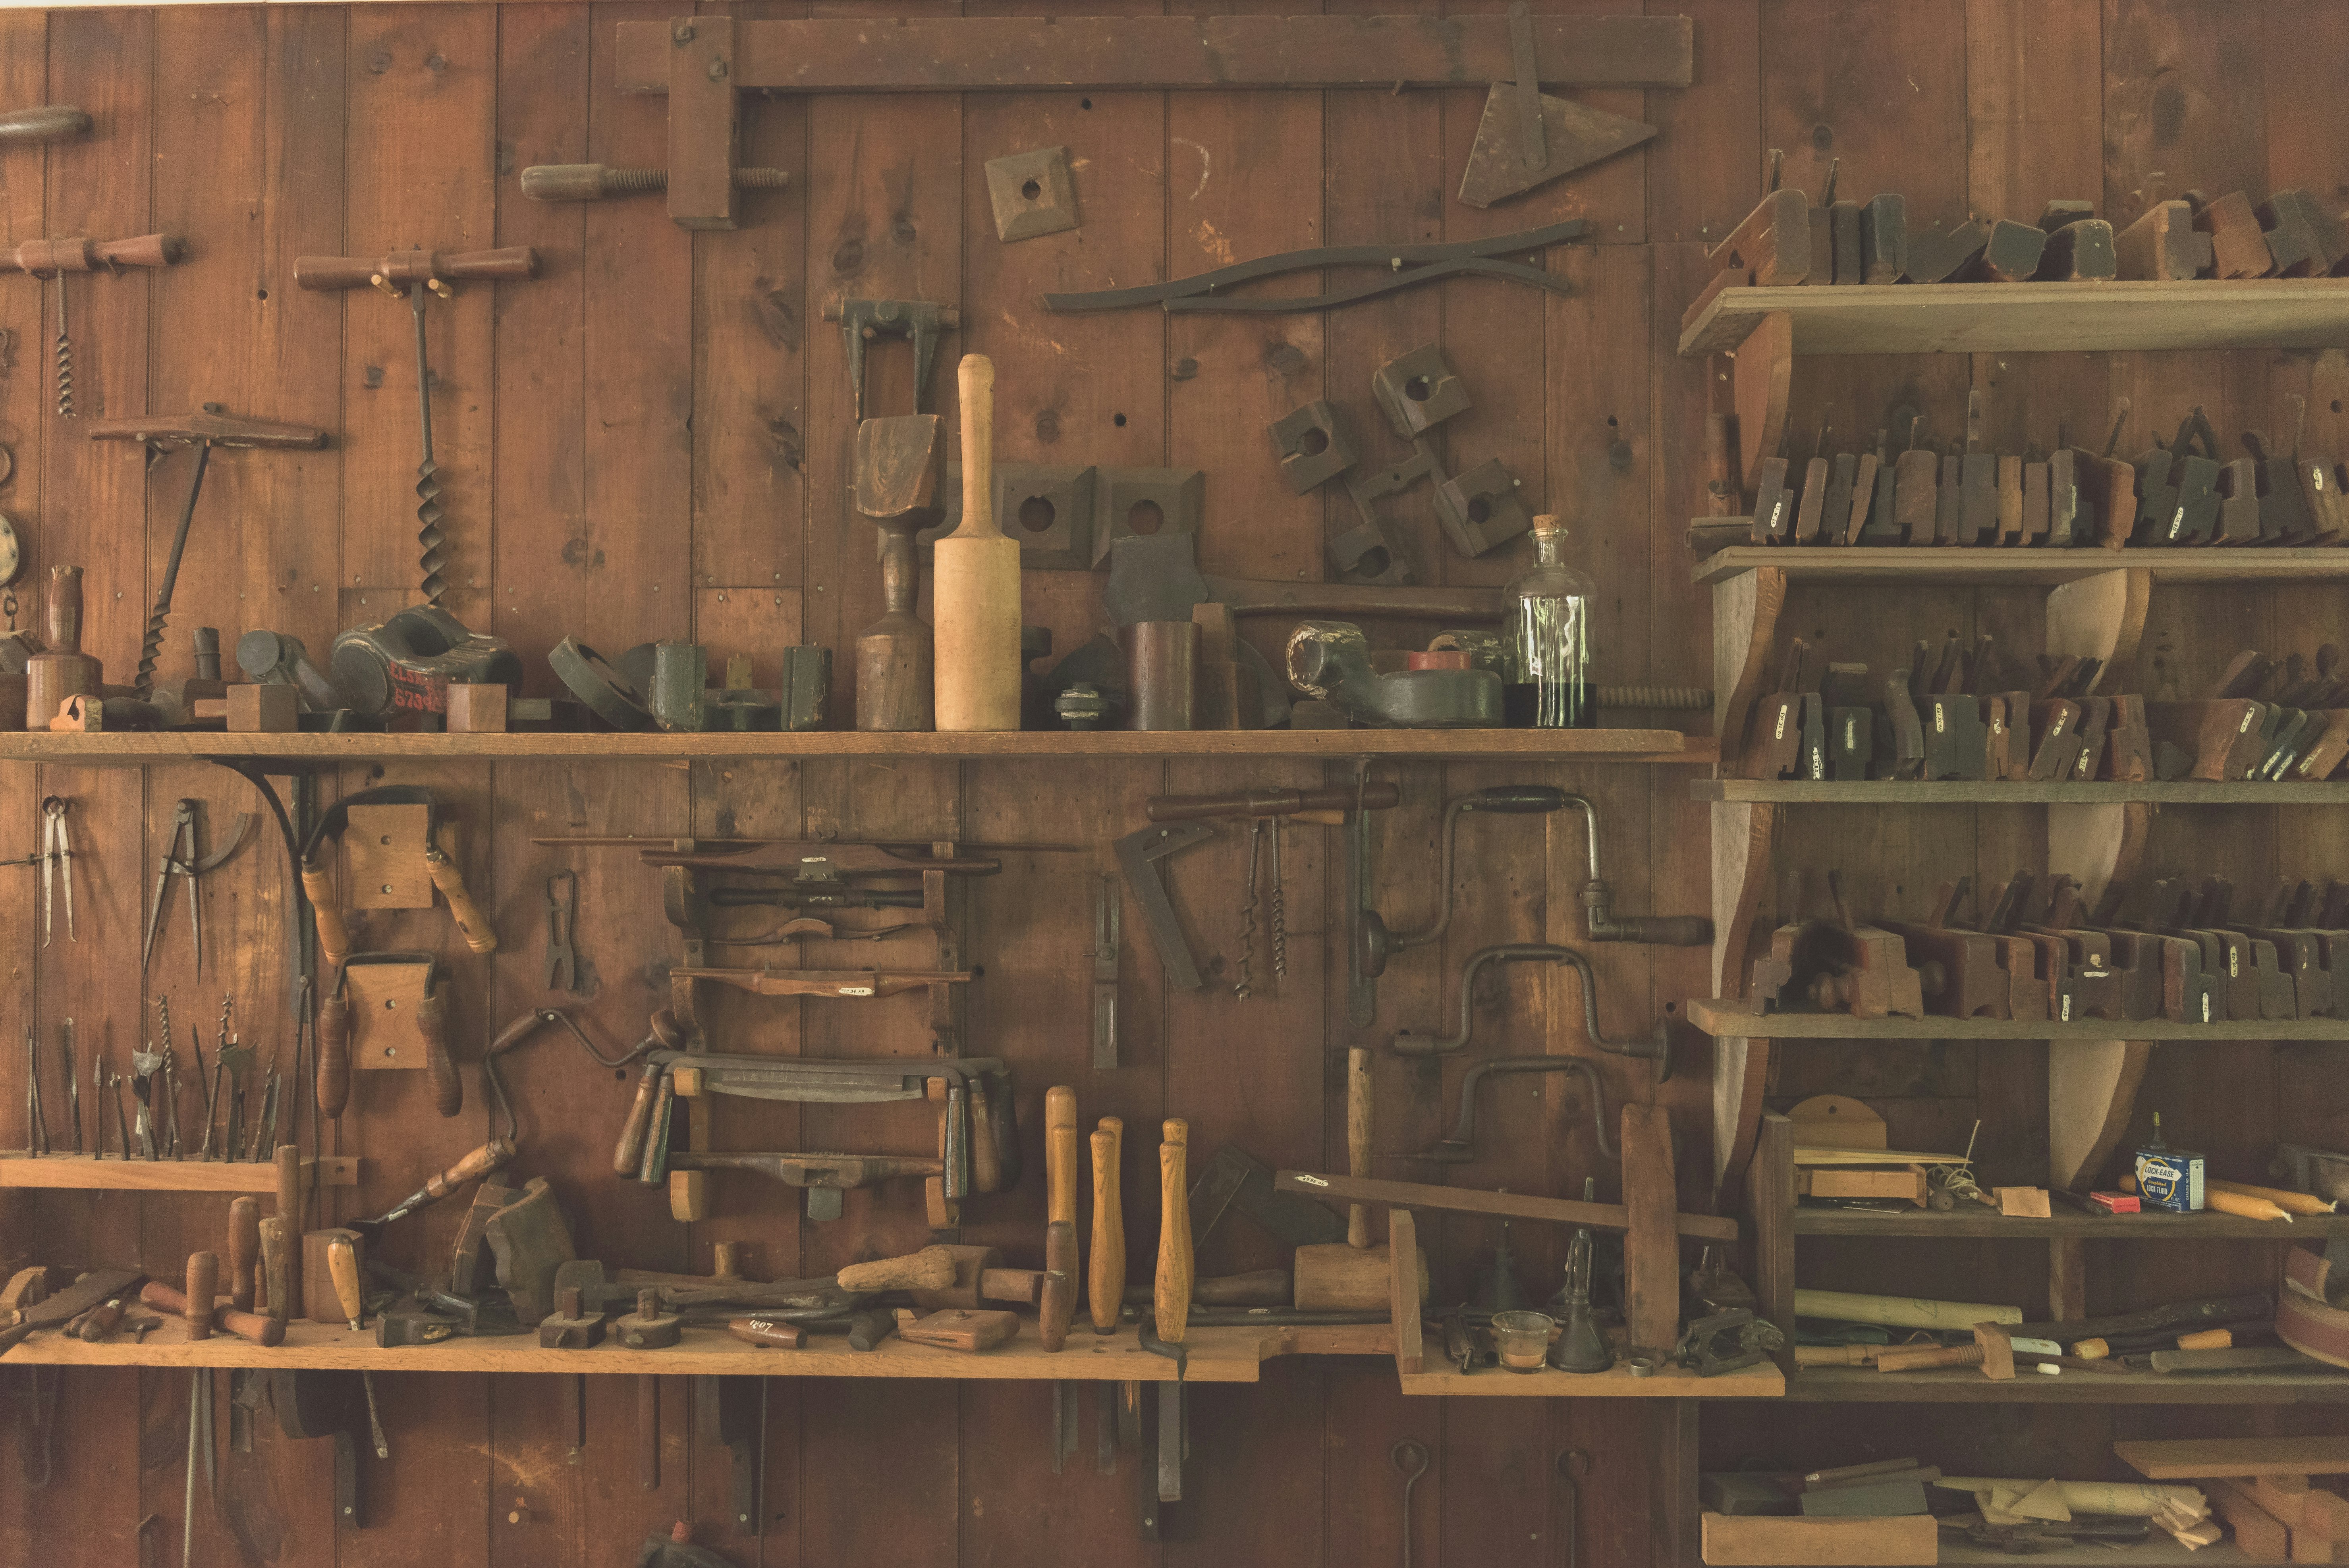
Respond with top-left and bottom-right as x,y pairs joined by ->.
316,984 -> 351,1116
273,1144 -> 302,1315
258,1218 -> 291,1322
421,1140 -> 513,1203
226,1197 -> 260,1313
425,847 -> 498,955
1347,1047 -> 1372,1250
415,984 -> 462,1117
140,1278 -> 288,1347
1046,1085 -> 1078,1227
303,863 -> 351,968
184,1252 -> 218,1340
614,1063 -> 662,1176
325,1235 -> 362,1330
968,1076 -> 1003,1194
1090,1119 -> 1124,1334
1155,1119 -> 1192,1345
1041,1221 -> 1078,1353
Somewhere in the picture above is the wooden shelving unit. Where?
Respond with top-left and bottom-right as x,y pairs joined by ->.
1785,1365 -> 2349,1405
1697,779 -> 2349,804
1677,279 -> 2349,358
1397,1343 -> 1783,1398
0,727 -> 1716,766
1791,1207 -> 2349,1240
0,1153 -> 359,1190
1687,997 -> 2349,1043
1693,544 -> 2349,587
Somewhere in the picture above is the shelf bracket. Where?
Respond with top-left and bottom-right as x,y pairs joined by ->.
1733,311 -> 1793,492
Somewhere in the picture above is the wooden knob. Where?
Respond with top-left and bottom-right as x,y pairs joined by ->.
1089,1119 -> 1124,1335
226,1198 -> 260,1312
1045,1086 -> 1079,1227
184,1252 -> 218,1340
1154,1119 -> 1191,1344
316,985 -> 351,1116
1347,1047 -> 1373,1249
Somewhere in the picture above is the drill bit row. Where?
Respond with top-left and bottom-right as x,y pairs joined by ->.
23,993 -> 278,1160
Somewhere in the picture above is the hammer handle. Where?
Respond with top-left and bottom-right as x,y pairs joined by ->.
303,863 -> 351,969
293,246 -> 540,290
1347,1047 -> 1372,1249
1155,1120 -> 1191,1344
415,984 -> 462,1118
1045,1086 -> 1078,1226
0,106 -> 89,144
316,985 -> 351,1118
1089,1120 -> 1124,1334
425,848 -> 498,955
184,1253 -> 217,1340
0,234 -> 183,273
140,1281 -> 287,1346
273,1144 -> 303,1313
614,1064 -> 662,1176
226,1197 -> 260,1312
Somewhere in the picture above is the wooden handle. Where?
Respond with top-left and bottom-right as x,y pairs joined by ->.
91,233 -> 184,269
1090,1119 -> 1124,1334
184,1252 -> 218,1340
315,986 -> 351,1116
957,353 -> 995,540
727,1317 -> 807,1349
1041,1221 -> 1078,1353
968,1077 -> 1003,1194
837,1247 -> 957,1292
0,106 -> 89,144
415,984 -> 462,1117
933,353 -> 1020,731
303,864 -> 350,969
141,1277 -> 288,1347
293,246 -> 539,290
1193,1269 -> 1291,1306
425,849 -> 498,955
227,1198 -> 260,1312
272,1144 -> 302,1313
258,1218 -> 291,1321
1876,1344 -> 1982,1372
1347,1046 -> 1372,1249
1046,1085 -> 1079,1226
614,1063 -> 662,1176
325,1236 -> 362,1329
424,1140 -> 513,1203
1155,1119 -> 1192,1344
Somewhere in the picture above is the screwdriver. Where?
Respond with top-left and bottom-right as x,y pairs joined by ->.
325,1234 -> 363,1331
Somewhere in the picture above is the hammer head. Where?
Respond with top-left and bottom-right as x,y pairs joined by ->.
374,1305 -> 458,1348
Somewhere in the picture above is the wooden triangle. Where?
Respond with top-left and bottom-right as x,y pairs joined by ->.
1457,81 -> 1656,209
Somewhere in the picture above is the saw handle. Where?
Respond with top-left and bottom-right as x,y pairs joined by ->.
302,861 -> 351,968
416,983 -> 462,1117
425,848 -> 498,955
293,246 -> 540,291
317,985 -> 351,1118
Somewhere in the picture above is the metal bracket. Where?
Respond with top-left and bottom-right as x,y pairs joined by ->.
822,298 -> 959,419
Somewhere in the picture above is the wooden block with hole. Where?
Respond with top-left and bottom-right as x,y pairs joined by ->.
227,683 -> 298,733
1699,1513 -> 1934,1566
2120,1438 -> 2349,1479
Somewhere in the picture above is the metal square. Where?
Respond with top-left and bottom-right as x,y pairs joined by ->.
985,147 -> 1080,242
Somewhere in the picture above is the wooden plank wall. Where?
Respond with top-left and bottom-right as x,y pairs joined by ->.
0,2 -> 2335,1564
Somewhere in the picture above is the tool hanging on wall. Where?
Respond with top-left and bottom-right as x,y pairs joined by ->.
89,406 -> 328,701
292,245 -> 541,606
1456,2 -> 1658,208
0,233 -> 186,419
140,800 -> 255,979
519,160 -> 787,204
297,785 -> 496,970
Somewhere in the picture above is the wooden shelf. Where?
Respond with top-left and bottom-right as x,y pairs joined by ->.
1688,997 -> 2349,1042
1677,278 -> 2349,357
1785,1365 -> 2349,1404
0,728 -> 1715,767
1397,1340 -> 1784,1398
1792,1206 -> 2349,1240
1696,779 -> 2349,804
1691,544 -> 2349,586
0,1315 -> 1346,1382
1940,1535 -> 2256,1566
0,1153 -> 358,1190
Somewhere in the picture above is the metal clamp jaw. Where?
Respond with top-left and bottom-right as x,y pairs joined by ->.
1390,943 -> 1670,1082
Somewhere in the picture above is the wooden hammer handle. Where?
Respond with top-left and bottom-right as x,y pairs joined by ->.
1046,1086 -> 1079,1226
1154,1119 -> 1192,1344
425,848 -> 498,955
1089,1119 -> 1124,1334
315,985 -> 351,1119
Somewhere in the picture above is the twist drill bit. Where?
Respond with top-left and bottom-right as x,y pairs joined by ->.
1232,818 -> 1262,1001
109,1068 -> 130,1162
50,269 -> 69,419
155,997 -> 178,1157
408,278 -> 448,606
1269,814 -> 1287,988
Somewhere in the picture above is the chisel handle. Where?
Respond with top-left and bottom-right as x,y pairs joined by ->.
326,1235 -> 362,1330
1046,1085 -> 1078,1227
419,1140 -> 513,1204
316,984 -> 351,1118
184,1252 -> 218,1340
1090,1119 -> 1124,1334
0,106 -> 89,144
273,1144 -> 303,1314
414,983 -> 462,1117
424,848 -> 498,956
968,1076 -> 1003,1194
227,1197 -> 260,1312
614,1063 -> 662,1176
258,1218 -> 291,1321
1347,1047 -> 1372,1249
1154,1119 -> 1191,1344
303,862 -> 351,968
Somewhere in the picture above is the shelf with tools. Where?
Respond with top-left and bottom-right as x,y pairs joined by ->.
0,1153 -> 359,1191
1691,546 -> 2349,587
1697,779 -> 2349,803
1789,1207 -> 2349,1240
1397,1345 -> 1783,1397
0,727 -> 1715,766
1782,1365 -> 2349,1405
1686,998 -> 2349,1042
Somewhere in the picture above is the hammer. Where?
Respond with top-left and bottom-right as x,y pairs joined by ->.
142,1253 -> 287,1346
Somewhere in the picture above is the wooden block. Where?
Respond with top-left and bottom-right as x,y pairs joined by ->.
1805,205 -> 1834,286
1699,1512 -> 1935,1566
2294,1525 -> 2335,1564
1622,1102 -> 1678,1354
443,683 -> 507,733
1707,188 -> 1810,286
1798,1479 -> 1925,1518
2259,191 -> 2329,278
191,698 -> 228,721
897,1308 -> 1017,1352
299,1227 -> 363,1325
342,960 -> 432,1070
226,683 -> 297,733
2195,191 -> 2275,278
2115,199 -> 2213,280
668,1169 -> 707,1222
2211,1479 -> 2295,1562
2036,219 -> 2116,281
1969,218 -> 2048,282
2118,1438 -> 2349,1480
2305,1490 -> 2349,1541
666,14 -> 739,230
1389,1208 -> 1421,1375
1995,1186 -> 2052,1217
1996,456 -> 2024,543
2258,1475 -> 2314,1529
345,804 -> 435,909
1830,200 -> 1862,285
1796,1167 -> 1927,1204
1859,194 -> 1904,284
1785,1094 -> 1886,1150
1902,216 -> 1988,283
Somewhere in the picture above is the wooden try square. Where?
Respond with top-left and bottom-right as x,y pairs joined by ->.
984,146 -> 1079,242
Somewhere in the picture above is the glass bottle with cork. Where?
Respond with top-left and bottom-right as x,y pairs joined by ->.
1504,513 -> 1595,727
